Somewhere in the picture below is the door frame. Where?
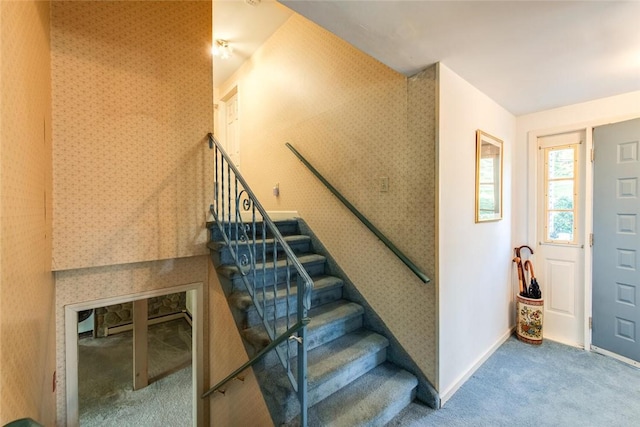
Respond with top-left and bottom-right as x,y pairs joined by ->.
215,85 -> 239,166
526,113 -> 640,353
64,282 -> 204,427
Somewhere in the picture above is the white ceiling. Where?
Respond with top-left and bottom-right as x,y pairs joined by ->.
216,0 -> 640,115
213,0 -> 292,86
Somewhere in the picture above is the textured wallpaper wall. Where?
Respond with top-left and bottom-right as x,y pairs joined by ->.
0,1 -> 56,424
51,0 -> 213,270
217,14 -> 437,382
49,1 -> 214,424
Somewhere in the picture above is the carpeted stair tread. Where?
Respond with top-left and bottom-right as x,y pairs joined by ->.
258,330 -> 390,423
217,253 -> 326,279
302,363 -> 417,427
243,300 -> 364,354
240,276 -> 345,328
306,330 -> 389,399
232,275 -> 343,309
208,234 -> 311,252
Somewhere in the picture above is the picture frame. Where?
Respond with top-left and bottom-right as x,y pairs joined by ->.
475,130 -> 503,222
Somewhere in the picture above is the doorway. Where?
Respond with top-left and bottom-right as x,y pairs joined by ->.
534,130 -> 586,347
592,117 -> 640,367
65,283 -> 204,426
218,86 -> 240,169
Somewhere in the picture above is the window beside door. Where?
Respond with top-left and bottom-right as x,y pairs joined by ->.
544,144 -> 579,244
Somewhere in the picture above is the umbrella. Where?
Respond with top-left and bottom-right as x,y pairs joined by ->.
524,260 -> 541,299
513,256 -> 526,296
514,245 -> 534,297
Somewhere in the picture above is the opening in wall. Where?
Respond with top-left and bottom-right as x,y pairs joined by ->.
64,283 -> 204,427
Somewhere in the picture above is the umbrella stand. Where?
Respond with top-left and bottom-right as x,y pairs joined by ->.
514,246 -> 544,345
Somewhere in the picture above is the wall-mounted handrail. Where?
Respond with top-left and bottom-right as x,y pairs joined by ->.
202,317 -> 309,399
285,142 -> 430,284
206,133 -> 312,426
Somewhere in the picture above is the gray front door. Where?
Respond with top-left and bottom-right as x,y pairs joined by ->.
593,118 -> 640,364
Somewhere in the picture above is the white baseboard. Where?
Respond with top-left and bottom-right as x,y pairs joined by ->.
239,210 -> 299,222
440,327 -> 515,406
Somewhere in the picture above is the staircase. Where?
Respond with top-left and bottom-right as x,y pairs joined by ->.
209,218 -> 418,426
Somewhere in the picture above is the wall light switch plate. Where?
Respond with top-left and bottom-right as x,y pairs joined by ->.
380,177 -> 389,192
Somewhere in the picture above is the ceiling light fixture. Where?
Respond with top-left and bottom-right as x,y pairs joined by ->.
212,39 -> 233,60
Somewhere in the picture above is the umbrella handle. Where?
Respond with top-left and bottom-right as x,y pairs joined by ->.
514,245 -> 534,259
524,260 -> 536,279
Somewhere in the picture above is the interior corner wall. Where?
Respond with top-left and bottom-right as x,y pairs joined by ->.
215,14 -> 437,383
514,90 -> 640,246
50,0 -> 213,271
0,0 -> 56,424
436,63 -> 516,401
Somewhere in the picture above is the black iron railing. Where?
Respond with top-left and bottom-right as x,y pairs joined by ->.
204,133 -> 312,426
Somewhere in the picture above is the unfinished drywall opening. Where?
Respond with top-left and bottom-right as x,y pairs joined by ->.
64,282 -> 204,427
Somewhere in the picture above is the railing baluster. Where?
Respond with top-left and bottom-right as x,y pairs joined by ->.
252,205 -> 258,315
227,163 -> 232,238
262,221 -> 267,329
286,260 -> 291,367
273,240 -> 278,335
214,146 -> 219,216
221,155 -> 225,229
235,177 -> 239,267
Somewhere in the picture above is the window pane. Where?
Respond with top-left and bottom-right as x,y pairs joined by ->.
479,158 -> 495,183
548,180 -> 574,210
547,211 -> 574,241
548,148 -> 574,179
479,184 -> 496,211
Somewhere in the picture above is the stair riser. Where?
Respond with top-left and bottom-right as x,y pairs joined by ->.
245,286 -> 344,328
217,239 -> 311,265
368,383 -> 417,427
231,261 -> 326,292
209,221 -> 298,241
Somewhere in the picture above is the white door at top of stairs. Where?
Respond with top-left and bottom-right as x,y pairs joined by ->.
219,88 -> 240,170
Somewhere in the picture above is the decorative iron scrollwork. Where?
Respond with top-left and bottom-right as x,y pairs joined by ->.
238,190 -> 252,211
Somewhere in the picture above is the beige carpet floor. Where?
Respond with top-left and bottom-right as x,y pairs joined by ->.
78,318 -> 193,426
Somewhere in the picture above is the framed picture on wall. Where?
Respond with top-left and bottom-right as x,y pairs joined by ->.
475,130 -> 503,222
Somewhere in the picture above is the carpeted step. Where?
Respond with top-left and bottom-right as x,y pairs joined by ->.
218,253 -> 327,292
208,218 -> 299,241
293,363 -> 418,427
259,330 -> 390,423
230,276 -> 343,328
305,331 -> 388,404
209,234 -> 312,265
243,300 -> 364,360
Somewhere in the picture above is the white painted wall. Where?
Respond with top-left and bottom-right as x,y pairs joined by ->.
437,63 -> 516,402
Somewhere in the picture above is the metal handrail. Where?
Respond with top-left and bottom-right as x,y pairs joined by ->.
202,317 -> 309,398
206,133 -> 312,426
285,142 -> 430,284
